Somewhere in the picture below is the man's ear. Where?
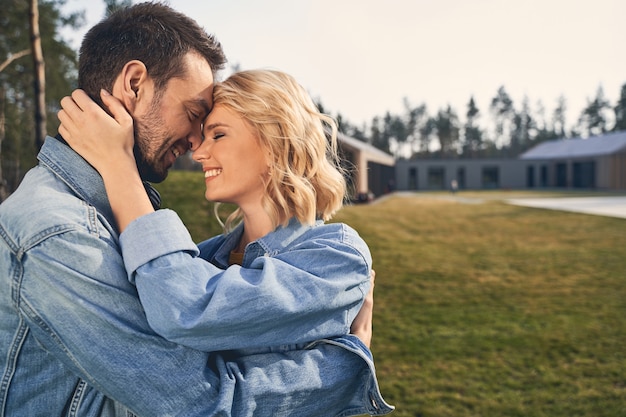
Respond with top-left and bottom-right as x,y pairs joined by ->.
111,60 -> 152,113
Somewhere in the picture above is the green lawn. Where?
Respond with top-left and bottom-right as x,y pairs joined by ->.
156,172 -> 626,416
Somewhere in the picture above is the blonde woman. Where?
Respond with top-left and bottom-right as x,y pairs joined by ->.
59,69 -> 393,416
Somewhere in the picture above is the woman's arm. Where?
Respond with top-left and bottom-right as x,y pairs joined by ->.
58,89 -> 154,231
121,212 -> 371,352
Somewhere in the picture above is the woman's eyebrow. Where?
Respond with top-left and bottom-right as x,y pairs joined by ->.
203,122 -> 228,131
187,98 -> 212,117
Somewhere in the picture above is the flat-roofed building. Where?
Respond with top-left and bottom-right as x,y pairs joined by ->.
395,130 -> 626,191
519,130 -> 626,190
338,133 -> 396,200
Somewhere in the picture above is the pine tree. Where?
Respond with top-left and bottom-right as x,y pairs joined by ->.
0,0 -> 80,197
577,85 -> 612,137
463,96 -> 482,158
434,105 -> 460,158
552,95 -> 568,138
489,86 -> 514,149
613,83 -> 626,132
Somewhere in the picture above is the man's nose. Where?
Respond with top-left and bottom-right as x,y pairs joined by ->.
188,131 -> 203,151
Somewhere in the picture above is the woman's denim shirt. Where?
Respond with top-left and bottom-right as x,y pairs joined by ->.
0,136 -> 393,417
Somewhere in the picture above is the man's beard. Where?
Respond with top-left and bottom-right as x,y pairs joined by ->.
133,100 -> 171,183
133,144 -> 166,183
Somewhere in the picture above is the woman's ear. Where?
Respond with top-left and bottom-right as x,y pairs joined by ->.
111,60 -> 152,113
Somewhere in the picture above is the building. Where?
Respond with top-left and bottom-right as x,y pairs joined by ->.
395,158 -> 530,191
338,133 -> 396,199
394,131 -> 626,192
519,130 -> 626,190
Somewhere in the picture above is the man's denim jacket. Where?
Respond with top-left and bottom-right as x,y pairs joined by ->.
0,136 -> 393,417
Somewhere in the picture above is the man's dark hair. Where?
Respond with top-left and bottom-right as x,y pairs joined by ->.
78,1 -> 226,105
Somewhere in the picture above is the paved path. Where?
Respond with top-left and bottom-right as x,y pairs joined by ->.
373,192 -> 626,220
506,196 -> 626,219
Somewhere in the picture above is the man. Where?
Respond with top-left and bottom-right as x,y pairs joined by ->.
0,2 -> 392,416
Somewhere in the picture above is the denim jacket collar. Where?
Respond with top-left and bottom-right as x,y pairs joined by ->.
256,218 -> 324,252
213,218 -> 322,268
38,135 -> 116,225
38,135 -> 161,226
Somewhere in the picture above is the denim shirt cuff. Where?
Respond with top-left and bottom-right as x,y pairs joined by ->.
119,209 -> 199,283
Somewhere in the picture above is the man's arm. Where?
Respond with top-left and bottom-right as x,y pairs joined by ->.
19,229 -> 220,416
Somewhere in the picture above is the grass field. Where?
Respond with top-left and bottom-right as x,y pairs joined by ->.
156,172 -> 626,417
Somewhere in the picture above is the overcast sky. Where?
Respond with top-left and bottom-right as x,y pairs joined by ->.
62,0 -> 625,130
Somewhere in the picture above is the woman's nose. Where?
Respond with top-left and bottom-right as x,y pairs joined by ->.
192,141 -> 211,162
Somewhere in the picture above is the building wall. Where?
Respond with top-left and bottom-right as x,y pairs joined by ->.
609,152 -> 626,189
395,159 -> 531,191
523,154 -> 624,190
394,151 -> 626,191
368,162 -> 396,196
339,146 -> 370,197
338,138 -> 395,198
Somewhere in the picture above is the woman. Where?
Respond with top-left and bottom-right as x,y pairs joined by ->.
59,69 -> 392,414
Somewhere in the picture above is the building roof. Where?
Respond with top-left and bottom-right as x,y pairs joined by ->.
519,130 -> 626,160
338,132 -> 396,166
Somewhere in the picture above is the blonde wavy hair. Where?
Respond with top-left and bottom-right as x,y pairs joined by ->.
212,69 -> 347,232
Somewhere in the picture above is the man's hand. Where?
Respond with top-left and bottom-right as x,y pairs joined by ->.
350,270 -> 375,347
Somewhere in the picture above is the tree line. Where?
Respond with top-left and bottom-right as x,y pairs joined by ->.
322,82 -> 626,160
2,0 -> 625,201
0,0 -> 131,200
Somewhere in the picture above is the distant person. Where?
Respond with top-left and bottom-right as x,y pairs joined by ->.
0,3 -> 391,416
451,179 -> 459,194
